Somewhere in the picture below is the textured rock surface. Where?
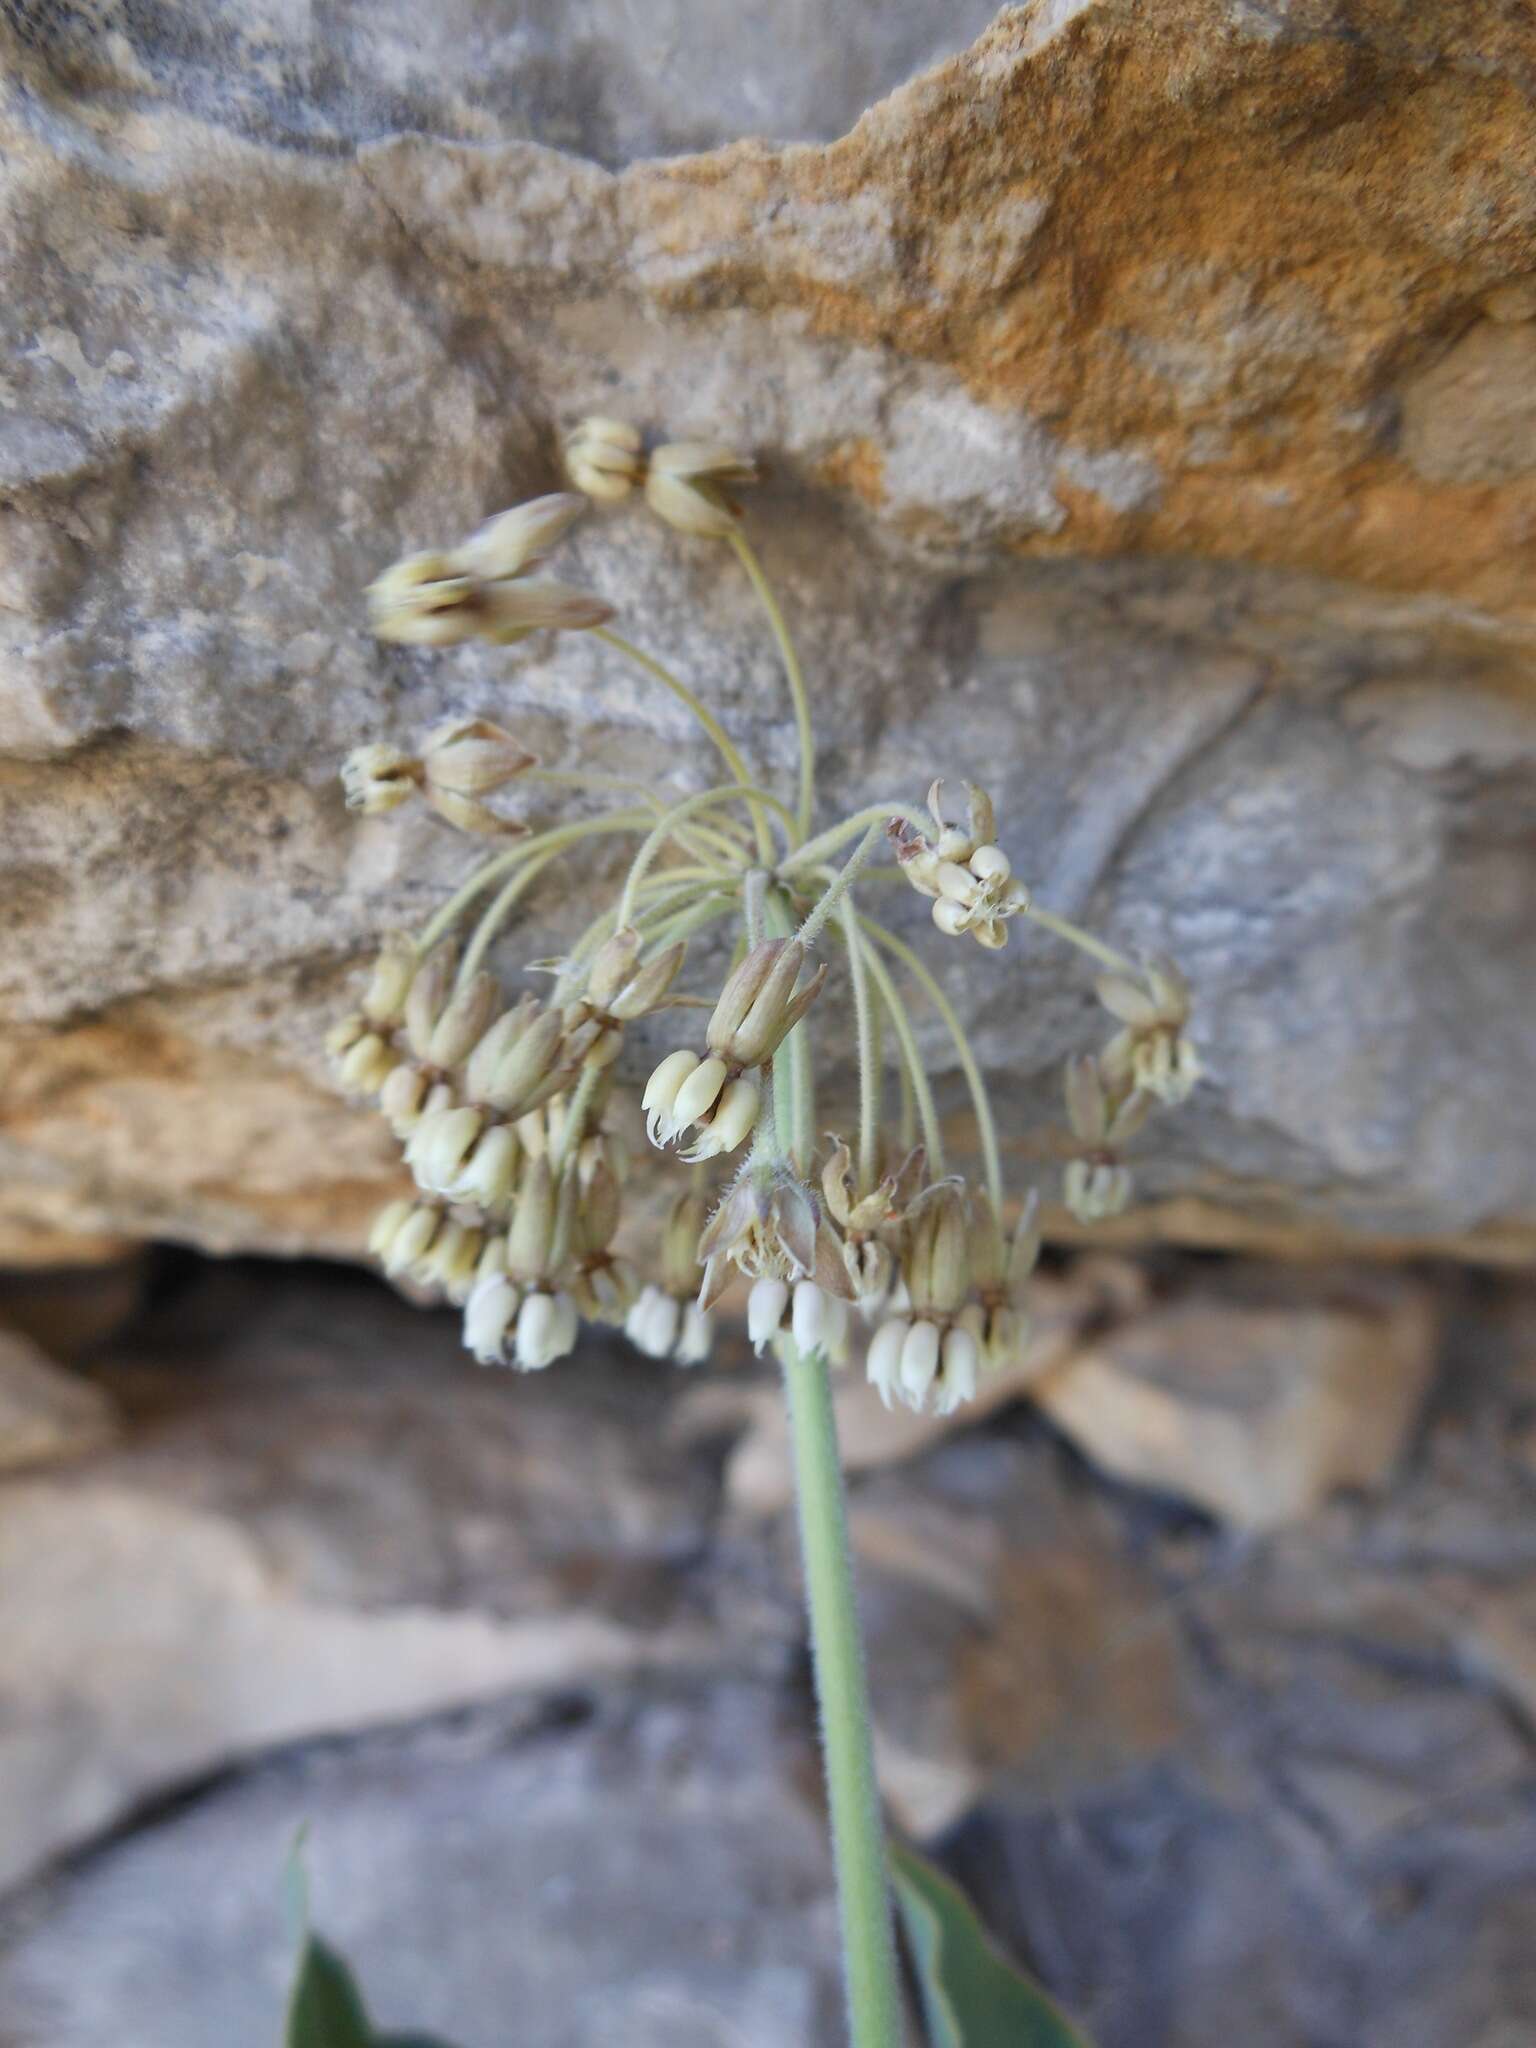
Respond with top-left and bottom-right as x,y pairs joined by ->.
0,1259 -> 1533,2046
1,1 -> 1535,1264
0,1267 -> 753,1892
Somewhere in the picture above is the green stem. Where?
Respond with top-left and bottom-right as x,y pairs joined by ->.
617,785 -> 792,929
458,848 -> 563,983
592,625 -> 776,864
766,886 -> 813,1171
860,916 -> 1004,1214
778,803 -> 916,878
838,900 -> 880,1196
419,809 -> 653,954
797,825 -> 881,951
743,866 -> 769,949
853,931 -> 944,1173
1021,901 -> 1139,978
778,1338 -> 902,2048
730,531 -> 816,843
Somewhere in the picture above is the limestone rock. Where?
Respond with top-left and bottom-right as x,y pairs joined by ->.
0,1266 -> 738,1894
0,1328 -> 116,1473
1,1 -> 1535,1265
1033,1267 -> 1436,1528
0,1688 -> 843,2048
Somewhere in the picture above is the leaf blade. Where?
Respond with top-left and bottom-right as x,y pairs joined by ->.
892,1843 -> 1095,2048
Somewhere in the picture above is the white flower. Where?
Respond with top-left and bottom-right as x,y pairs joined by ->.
1096,956 -> 1200,1106
626,1283 -> 682,1360
747,1276 -> 791,1355
464,1273 -> 520,1365
514,1289 -> 579,1371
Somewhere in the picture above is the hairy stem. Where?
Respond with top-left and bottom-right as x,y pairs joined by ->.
730,531 -> 816,842
766,886 -> 814,1170
854,933 -> 944,1173
796,826 -> 881,951
419,809 -> 653,955
779,1338 -> 902,2048
778,803 -> 915,878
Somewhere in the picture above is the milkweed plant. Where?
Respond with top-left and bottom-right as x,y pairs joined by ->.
328,421 -> 1199,2048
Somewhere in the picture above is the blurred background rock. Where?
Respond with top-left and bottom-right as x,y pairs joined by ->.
1,1 -> 1534,2043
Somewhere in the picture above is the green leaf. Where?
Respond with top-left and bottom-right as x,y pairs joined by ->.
892,1843 -> 1096,2048
282,1838 -> 468,2048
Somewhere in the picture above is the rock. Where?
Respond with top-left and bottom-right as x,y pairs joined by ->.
0,1250 -> 147,1359
686,1260 -> 1144,1518
1032,1267 -> 1437,1528
0,2 -> 1534,1266
852,1433 -> 1195,1838
0,1686 -> 844,2048
0,1265 -> 746,1895
0,1328 -> 117,1472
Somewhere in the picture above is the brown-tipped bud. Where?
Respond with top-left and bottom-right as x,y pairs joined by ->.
464,997 -> 540,1101
478,579 -> 615,645
707,939 -> 826,1068
421,718 -> 536,798
607,940 -> 687,1023
427,972 -> 502,1073
644,441 -> 756,538
585,927 -> 644,1010
403,939 -> 458,1063
454,495 -> 585,580
506,1154 -> 558,1284
484,1006 -> 567,1116
573,1157 -> 623,1259
362,934 -> 418,1028
366,554 -> 476,646
903,1185 -> 971,1318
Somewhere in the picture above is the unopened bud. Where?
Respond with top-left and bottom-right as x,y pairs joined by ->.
564,417 -> 644,503
455,495 -> 585,580
645,441 -> 757,538
341,743 -> 418,815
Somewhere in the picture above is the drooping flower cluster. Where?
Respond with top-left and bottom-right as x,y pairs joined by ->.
331,450 -> 1201,1414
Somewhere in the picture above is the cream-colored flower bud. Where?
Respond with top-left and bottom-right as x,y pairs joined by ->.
514,1289 -> 578,1371
403,939 -> 459,1065
902,1185 -> 971,1319
455,495 -> 585,580
1096,955 -> 1200,1107
645,441 -> 757,538
747,1276 -> 790,1355
420,718 -> 536,800
483,1007 -> 573,1118
506,1155 -> 558,1284
367,1198 -> 416,1262
674,1055 -> 728,1127
427,973 -> 502,1074
475,1231 -> 509,1286
564,417 -> 644,503
381,1201 -> 442,1278
416,1218 -> 482,1301
339,1029 -> 398,1096
380,1061 -> 431,1136
407,1103 -> 484,1196
341,743 -> 417,815
867,1317 -> 909,1409
626,1284 -> 682,1361
968,844 -> 1011,884
706,940 -> 828,1069
463,998 -> 537,1101
683,1075 -> 759,1162
586,928 -> 687,1024
464,1272 -> 520,1366
448,1122 -> 520,1213
367,554 -> 477,646
363,935 -> 418,1028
